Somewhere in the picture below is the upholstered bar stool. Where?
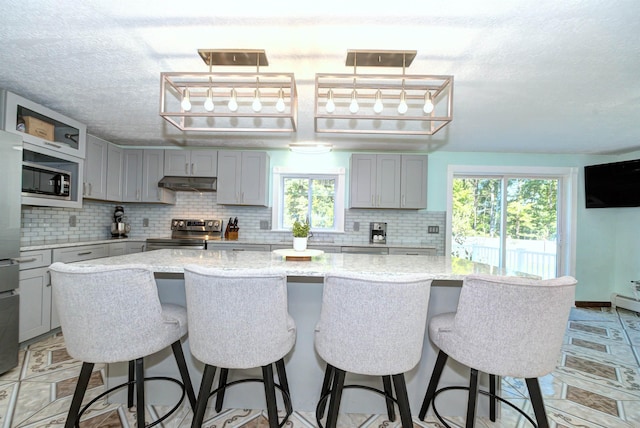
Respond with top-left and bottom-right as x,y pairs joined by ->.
183,266 -> 296,428
418,273 -> 577,428
48,263 -> 196,428
314,272 -> 433,428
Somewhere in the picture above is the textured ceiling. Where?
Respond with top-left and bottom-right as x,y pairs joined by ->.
0,0 -> 638,154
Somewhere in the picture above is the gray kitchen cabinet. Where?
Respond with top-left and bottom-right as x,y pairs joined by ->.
122,149 -> 143,202
270,244 -> 341,253
17,249 -> 53,342
400,155 -> 428,209
105,144 -> 124,201
206,243 -> 271,252
388,247 -> 436,256
84,135 -> 108,200
350,154 -> 401,208
84,135 -> 123,202
1,90 -> 87,159
53,244 -> 109,263
216,151 -> 269,206
122,149 -> 174,204
350,154 -> 427,209
142,149 -> 175,204
109,242 -> 127,256
111,241 -> 145,255
164,149 -> 217,177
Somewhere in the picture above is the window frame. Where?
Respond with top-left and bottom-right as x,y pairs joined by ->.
272,166 -> 345,233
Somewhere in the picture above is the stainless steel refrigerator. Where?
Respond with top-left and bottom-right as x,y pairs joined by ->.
0,130 -> 21,375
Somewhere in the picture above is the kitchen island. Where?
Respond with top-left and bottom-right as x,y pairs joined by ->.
76,249 -> 523,417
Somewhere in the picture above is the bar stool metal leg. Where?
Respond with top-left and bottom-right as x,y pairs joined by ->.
262,364 -> 279,428
466,368 -> 479,428
382,375 -> 396,422
526,378 -> 550,428
325,368 -> 346,428
135,358 -> 145,428
192,364 -> 217,428
392,374 -> 413,428
214,368 -> 229,412
317,364 -> 334,419
171,340 -> 196,410
489,374 -> 497,421
64,362 -> 94,428
127,360 -> 135,408
419,350 -> 449,420
275,358 -> 293,414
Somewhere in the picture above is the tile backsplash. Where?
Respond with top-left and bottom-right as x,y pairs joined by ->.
21,193 -> 446,254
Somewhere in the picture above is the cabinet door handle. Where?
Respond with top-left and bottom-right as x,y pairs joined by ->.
232,248 -> 245,251
185,163 -> 189,175
191,163 -> 195,175
137,189 -> 141,200
44,141 -> 62,149
89,183 -> 92,196
157,189 -> 161,201
402,195 -> 405,207
378,195 -> 381,206
241,192 -> 244,203
77,251 -> 92,256
13,257 -> 37,263
371,195 -> 375,207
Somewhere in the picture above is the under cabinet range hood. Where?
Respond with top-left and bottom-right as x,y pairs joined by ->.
157,176 -> 217,192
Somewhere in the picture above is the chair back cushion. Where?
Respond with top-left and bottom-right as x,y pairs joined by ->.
315,272 -> 433,375
433,274 -> 576,378
48,263 -> 187,363
183,266 -> 296,369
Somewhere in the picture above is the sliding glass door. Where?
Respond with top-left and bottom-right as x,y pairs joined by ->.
452,175 -> 559,279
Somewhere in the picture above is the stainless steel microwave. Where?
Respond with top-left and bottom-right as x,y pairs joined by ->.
22,162 -> 71,200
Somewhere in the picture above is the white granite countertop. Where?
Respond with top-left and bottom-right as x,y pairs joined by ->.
75,248 -> 522,280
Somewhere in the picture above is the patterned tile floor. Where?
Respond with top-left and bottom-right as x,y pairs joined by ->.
2,307 -> 640,427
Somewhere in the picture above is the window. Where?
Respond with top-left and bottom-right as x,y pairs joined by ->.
272,167 -> 345,232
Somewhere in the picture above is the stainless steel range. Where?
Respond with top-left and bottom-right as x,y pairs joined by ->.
145,219 -> 223,251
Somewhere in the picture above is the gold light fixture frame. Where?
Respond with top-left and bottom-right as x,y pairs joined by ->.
160,49 -> 298,132
314,50 -> 453,135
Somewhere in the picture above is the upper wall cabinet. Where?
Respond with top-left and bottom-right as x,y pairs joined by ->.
123,149 -> 175,204
164,149 -> 217,177
84,135 -> 124,202
217,151 -> 269,206
1,90 -> 86,159
350,154 -> 427,209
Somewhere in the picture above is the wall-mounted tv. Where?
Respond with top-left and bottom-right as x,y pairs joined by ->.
585,159 -> 640,208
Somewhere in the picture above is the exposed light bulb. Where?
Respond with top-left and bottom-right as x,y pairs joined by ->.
228,89 -> 238,112
349,89 -> 359,114
423,91 -> 434,114
204,88 -> 215,112
373,89 -> 384,114
276,88 -> 286,112
180,89 -> 191,111
252,89 -> 262,112
397,90 -> 408,115
325,89 -> 335,113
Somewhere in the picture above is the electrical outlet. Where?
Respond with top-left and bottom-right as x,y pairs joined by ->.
353,222 -> 360,232
143,218 -> 149,227
428,225 -> 439,234
69,215 -> 76,227
260,220 -> 269,230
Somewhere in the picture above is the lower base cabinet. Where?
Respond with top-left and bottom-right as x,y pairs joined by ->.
18,267 -> 51,342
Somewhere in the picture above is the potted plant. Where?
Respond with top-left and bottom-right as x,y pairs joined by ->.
292,219 -> 310,251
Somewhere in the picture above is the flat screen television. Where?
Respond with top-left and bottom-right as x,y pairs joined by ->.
585,159 -> 640,208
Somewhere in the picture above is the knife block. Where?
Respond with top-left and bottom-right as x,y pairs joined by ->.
224,223 -> 239,240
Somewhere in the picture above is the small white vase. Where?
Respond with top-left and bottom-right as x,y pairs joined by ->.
293,237 -> 308,252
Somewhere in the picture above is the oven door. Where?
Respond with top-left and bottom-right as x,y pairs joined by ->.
145,238 -> 206,251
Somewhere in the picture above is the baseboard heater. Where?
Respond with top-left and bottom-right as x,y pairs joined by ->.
611,293 -> 640,313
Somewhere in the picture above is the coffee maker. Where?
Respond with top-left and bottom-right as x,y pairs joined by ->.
111,205 -> 131,238
370,222 -> 387,244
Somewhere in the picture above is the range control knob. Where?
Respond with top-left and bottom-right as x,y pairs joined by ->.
213,220 -> 220,228
207,221 -> 214,227
178,220 -> 185,227
172,220 -> 179,227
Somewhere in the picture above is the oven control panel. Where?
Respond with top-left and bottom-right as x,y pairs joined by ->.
171,219 -> 223,232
